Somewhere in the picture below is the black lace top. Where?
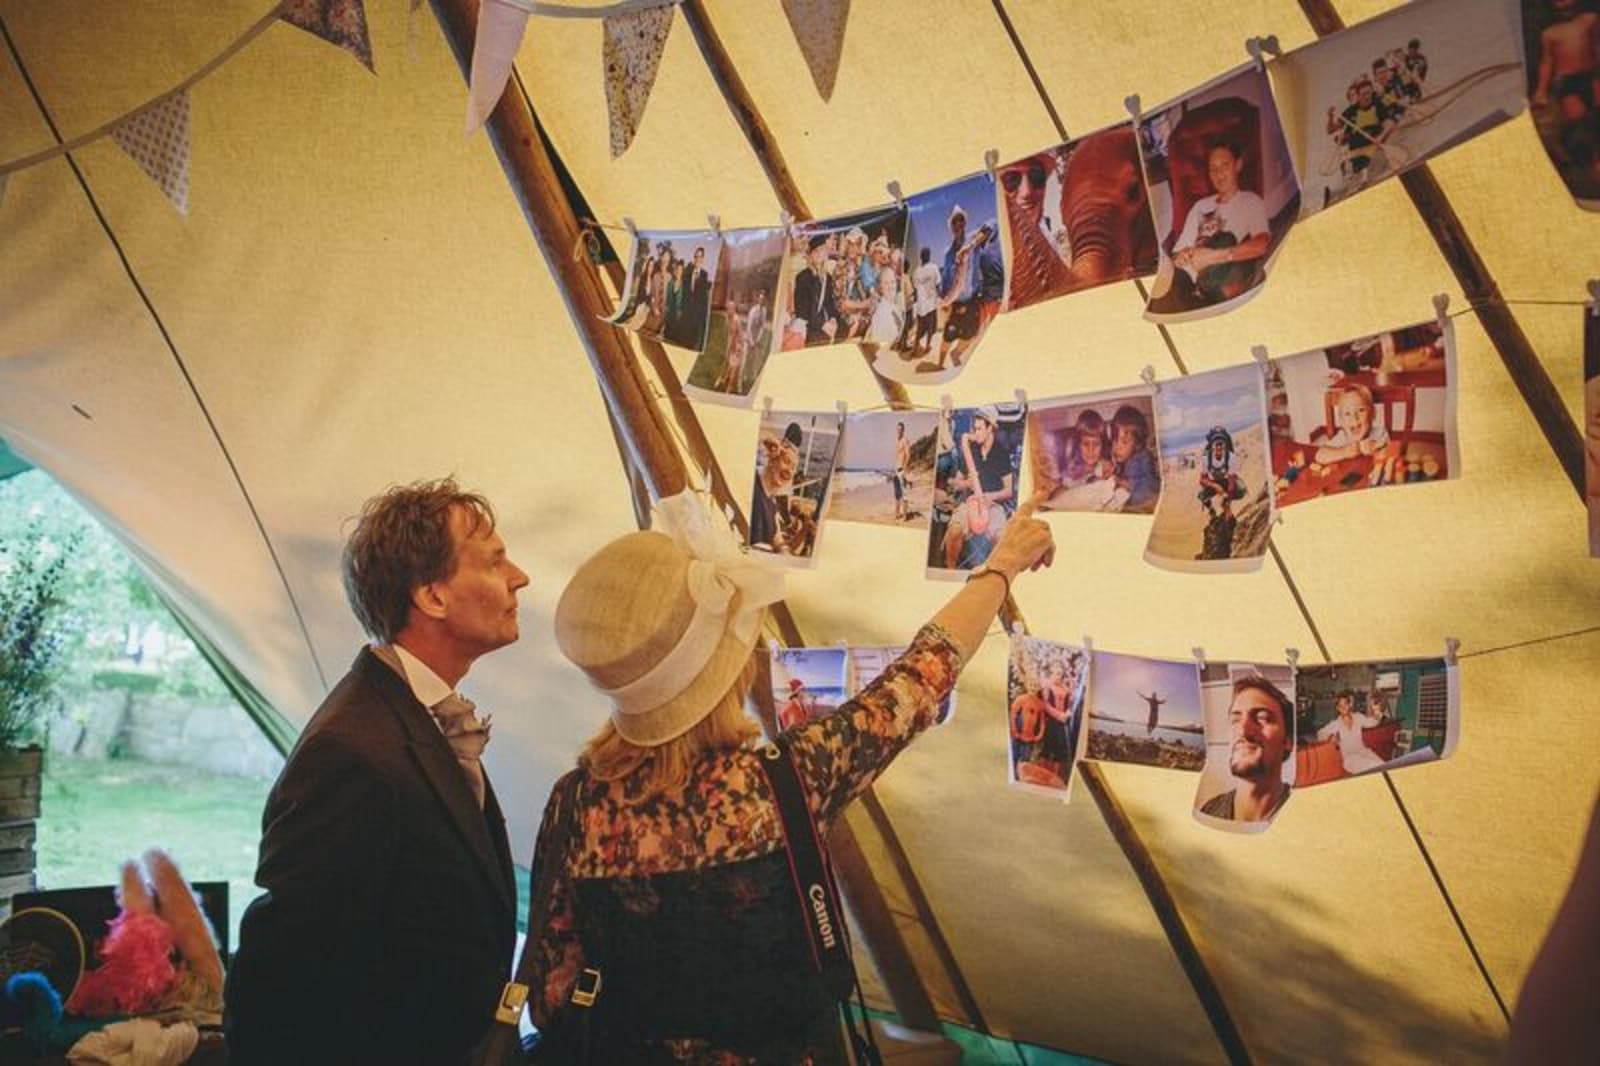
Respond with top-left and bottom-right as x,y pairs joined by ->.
528,624 -> 963,1064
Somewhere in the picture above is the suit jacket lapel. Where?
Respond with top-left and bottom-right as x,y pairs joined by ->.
360,650 -> 515,918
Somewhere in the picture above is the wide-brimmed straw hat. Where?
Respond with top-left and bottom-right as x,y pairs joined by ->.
555,491 -> 785,746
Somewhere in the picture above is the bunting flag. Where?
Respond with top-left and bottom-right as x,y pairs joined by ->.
110,91 -> 192,215
603,5 -> 674,157
466,0 -> 531,134
280,0 -> 376,73
780,0 -> 850,101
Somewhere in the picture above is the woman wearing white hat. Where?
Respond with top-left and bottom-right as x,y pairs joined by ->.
527,491 -> 1054,1062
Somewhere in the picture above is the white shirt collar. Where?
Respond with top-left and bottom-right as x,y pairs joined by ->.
390,643 -> 455,709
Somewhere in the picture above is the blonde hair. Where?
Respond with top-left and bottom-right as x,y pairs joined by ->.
581,654 -> 762,803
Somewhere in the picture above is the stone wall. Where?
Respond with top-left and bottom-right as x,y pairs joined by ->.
46,687 -> 283,779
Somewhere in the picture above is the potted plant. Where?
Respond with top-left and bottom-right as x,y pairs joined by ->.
0,523 -> 75,911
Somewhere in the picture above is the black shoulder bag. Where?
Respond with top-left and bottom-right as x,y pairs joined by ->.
758,738 -> 882,1066
472,769 -> 602,1066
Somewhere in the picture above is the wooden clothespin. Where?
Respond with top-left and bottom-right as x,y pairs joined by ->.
1139,365 -> 1161,393
983,148 -> 999,178
1285,647 -> 1300,670
1445,638 -> 1460,666
1124,94 -> 1142,121
706,214 -> 721,236
1191,646 -> 1207,670
1432,292 -> 1451,331
886,181 -> 905,208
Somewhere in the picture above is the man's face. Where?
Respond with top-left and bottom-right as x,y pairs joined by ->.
1357,82 -> 1375,106
870,238 -> 890,265
1227,688 -> 1290,780
1112,423 -> 1139,462
807,244 -> 827,270
693,249 -> 704,269
1207,146 -> 1242,197
971,417 -> 993,444
1336,694 -> 1353,716
432,506 -> 529,656
1210,439 -> 1228,464
1336,393 -> 1373,440
951,216 -> 967,242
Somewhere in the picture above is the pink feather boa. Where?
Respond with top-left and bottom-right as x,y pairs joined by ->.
64,910 -> 177,1017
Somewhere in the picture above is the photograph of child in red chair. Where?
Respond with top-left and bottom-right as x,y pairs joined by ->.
1193,662 -> 1297,834
1266,316 -> 1459,506
1007,635 -> 1088,798
1293,657 -> 1459,787
1137,64 -> 1301,323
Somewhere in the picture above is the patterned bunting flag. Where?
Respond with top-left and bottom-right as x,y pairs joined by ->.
780,0 -> 849,101
465,0 -> 531,134
110,91 -> 192,215
281,0 -> 376,73
603,5 -> 674,158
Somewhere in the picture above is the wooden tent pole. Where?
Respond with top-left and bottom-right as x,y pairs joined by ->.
428,0 -> 944,1034
1298,0 -> 1585,498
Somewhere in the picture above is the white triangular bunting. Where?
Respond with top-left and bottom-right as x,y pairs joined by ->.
465,0 -> 530,134
280,0 -> 376,73
110,91 -> 191,215
602,5 -> 673,158
780,0 -> 849,101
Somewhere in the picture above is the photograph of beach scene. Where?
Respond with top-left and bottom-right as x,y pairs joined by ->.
1144,363 -> 1274,573
1085,649 -> 1205,771
771,646 -> 850,732
827,411 -> 939,528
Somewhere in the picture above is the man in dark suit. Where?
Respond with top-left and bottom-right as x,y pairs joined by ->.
225,479 -> 530,1065
686,244 -> 713,345
790,234 -> 839,345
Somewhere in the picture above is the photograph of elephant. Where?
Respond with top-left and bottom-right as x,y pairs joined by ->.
999,122 -> 1159,313
868,172 -> 1005,386
608,227 -> 724,351
1524,0 -> 1600,210
1272,0 -> 1525,216
778,205 -> 908,352
1028,386 -> 1161,514
1144,363 -> 1275,574
1007,635 -> 1088,799
1193,662 -> 1296,834
1292,657 -> 1459,787
1138,64 -> 1301,323
685,226 -> 786,407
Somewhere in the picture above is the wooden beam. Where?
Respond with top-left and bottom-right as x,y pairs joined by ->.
428,0 -> 944,1034
1078,762 -> 1254,1066
1295,0 -> 1585,498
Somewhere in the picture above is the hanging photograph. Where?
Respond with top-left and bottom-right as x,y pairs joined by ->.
1587,304 -> 1599,556
827,410 -> 940,528
770,646 -> 850,732
1524,0 -> 1600,210
1268,317 -> 1460,506
1028,386 -> 1161,514
1193,662 -> 1296,834
1084,649 -> 1205,772
1137,64 -> 1301,322
778,205 -> 909,352
1273,0 -> 1526,217
926,402 -> 1027,579
998,122 -> 1159,313
747,407 -> 845,565
868,172 -> 1005,386
1006,635 -> 1089,799
608,227 -> 724,352
848,645 -> 956,724
685,227 -> 787,406
1144,364 -> 1275,573
1292,657 -> 1460,787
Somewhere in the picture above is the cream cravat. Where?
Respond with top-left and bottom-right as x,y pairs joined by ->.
430,692 -> 490,809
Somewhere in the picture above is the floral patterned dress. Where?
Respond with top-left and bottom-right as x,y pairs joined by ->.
528,624 -> 963,1065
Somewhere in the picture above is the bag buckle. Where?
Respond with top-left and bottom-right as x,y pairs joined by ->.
571,967 -> 603,1008
494,981 -> 529,1025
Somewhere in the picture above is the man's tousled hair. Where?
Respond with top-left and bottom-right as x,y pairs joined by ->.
342,478 -> 496,643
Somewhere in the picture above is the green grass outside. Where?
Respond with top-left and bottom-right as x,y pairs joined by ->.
34,754 -> 272,952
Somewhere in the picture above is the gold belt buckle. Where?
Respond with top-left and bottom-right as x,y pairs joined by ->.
571,967 -> 603,1008
494,981 -> 529,1025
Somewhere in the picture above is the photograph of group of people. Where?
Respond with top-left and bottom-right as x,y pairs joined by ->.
998,123 -> 1160,312
1143,363 -> 1276,573
1267,318 -> 1459,505
1194,662 -> 1297,833
927,403 -> 1028,578
685,227 -> 786,405
1274,0 -> 1526,215
746,408 -> 843,564
609,228 -> 723,352
1007,635 -> 1088,797
1292,657 -> 1460,787
1028,387 -> 1161,514
770,647 -> 849,732
1526,0 -> 1600,209
778,206 -> 909,353
828,411 -> 939,527
1138,65 -> 1301,322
